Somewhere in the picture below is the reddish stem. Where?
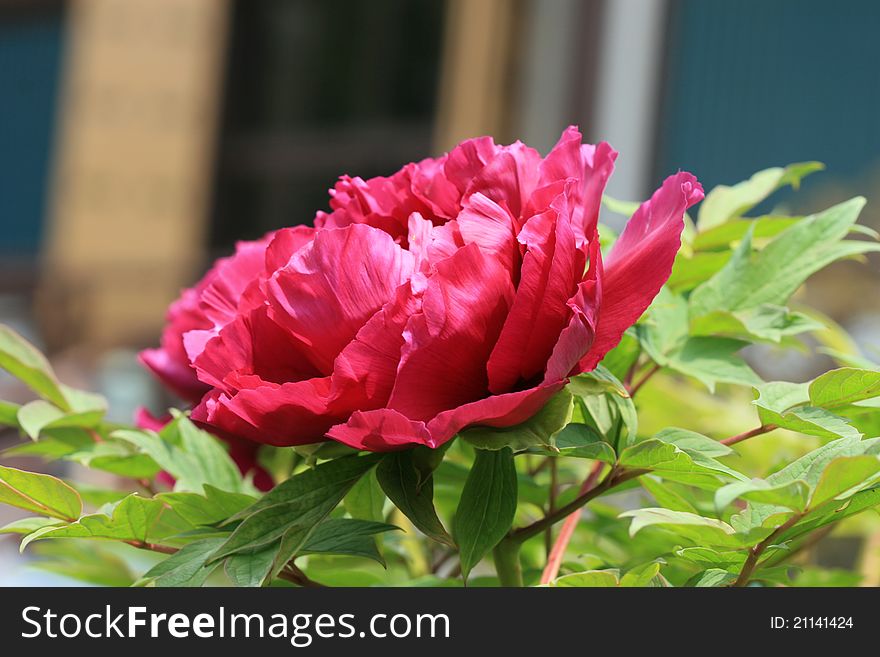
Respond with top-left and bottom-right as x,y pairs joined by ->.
629,364 -> 661,397
721,424 -> 777,446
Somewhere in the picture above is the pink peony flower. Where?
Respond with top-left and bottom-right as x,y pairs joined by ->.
142,126 -> 702,452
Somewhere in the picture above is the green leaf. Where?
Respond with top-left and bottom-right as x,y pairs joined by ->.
692,215 -> 800,251
452,448 -> 517,579
640,477 -> 698,514
674,546 -> 745,568
300,518 -> 400,565
209,453 -> 382,561
636,287 -> 689,363
753,381 -> 861,440
224,547 -> 278,587
541,423 -> 616,463
690,569 -> 738,587
715,479 -> 810,513
69,440 -> 162,479
0,324 -> 68,408
598,330 -> 640,381
376,451 -> 453,547
697,162 -> 823,230
114,414 -> 246,493
619,560 -> 664,587
16,400 -> 65,440
731,437 -> 880,533
23,494 -> 191,548
691,198 -> 879,319
0,400 -> 20,427
808,368 -> 880,409
0,465 -> 82,521
620,507 -> 767,548
570,367 -> 638,450
30,541 -> 136,587
767,437 -> 880,490
619,439 -> 745,489
158,485 -> 257,526
549,570 -> 619,587
691,305 -> 824,344
665,337 -> 762,392
654,427 -> 734,458
0,516 -> 64,535
460,389 -> 573,451
144,538 -> 225,587
343,470 -> 386,522
667,251 -> 731,292
0,324 -> 107,414
809,455 -> 880,508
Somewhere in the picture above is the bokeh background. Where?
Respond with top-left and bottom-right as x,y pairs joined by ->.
2,0 -> 879,584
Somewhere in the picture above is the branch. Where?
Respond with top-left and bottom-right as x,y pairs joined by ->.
509,466 -> 646,545
733,513 -> 802,587
279,565 -> 326,588
721,424 -> 777,446
629,364 -> 661,397
125,540 -> 178,555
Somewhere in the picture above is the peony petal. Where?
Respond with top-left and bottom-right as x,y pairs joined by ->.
536,126 -> 617,244
329,283 -> 422,410
388,243 -> 515,421
264,225 -> 315,272
266,224 -> 415,374
195,377 -> 338,447
465,142 -> 542,220
328,408 -> 433,451
425,381 -> 565,448
578,172 -> 703,371
199,237 -> 270,328
443,136 -> 500,194
487,189 -> 586,393
457,192 -> 521,276
187,305 -> 319,393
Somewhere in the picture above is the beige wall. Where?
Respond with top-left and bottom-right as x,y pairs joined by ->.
40,0 -> 229,349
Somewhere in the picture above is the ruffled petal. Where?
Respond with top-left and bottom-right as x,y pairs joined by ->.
426,382 -> 565,448
266,224 -> 415,374
388,243 -> 515,421
536,126 -> 617,244
327,409 -> 433,451
194,377 -> 338,447
186,305 -> 319,393
487,188 -> 586,393
457,192 -> 521,276
465,142 -> 542,220
578,172 -> 703,371
329,283 -> 421,410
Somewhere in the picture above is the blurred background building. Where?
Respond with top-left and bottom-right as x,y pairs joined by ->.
1,0 -> 880,582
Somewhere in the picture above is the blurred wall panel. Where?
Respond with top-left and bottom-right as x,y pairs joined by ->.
39,0 -> 229,349
433,0 -> 515,151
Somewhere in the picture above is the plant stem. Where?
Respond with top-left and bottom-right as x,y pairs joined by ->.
733,513 -> 802,587
493,539 -> 524,587
540,461 -> 605,584
721,424 -> 777,446
510,467 -> 646,545
279,565 -> 326,588
125,540 -> 178,555
629,364 -> 661,397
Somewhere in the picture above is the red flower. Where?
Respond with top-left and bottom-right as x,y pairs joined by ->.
143,127 -> 702,452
